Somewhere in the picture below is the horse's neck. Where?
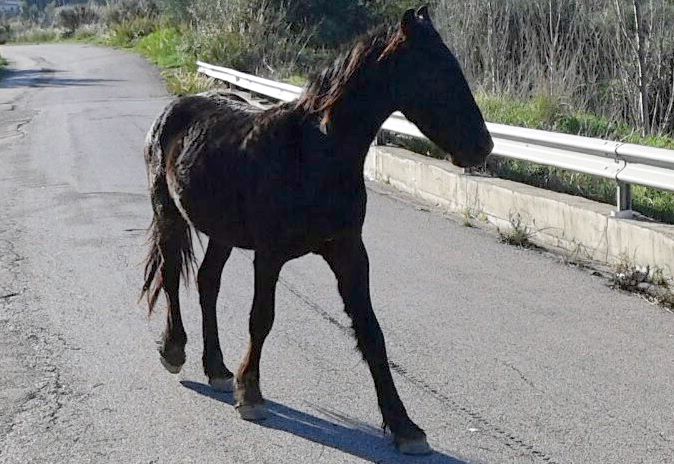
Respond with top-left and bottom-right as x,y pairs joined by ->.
328,75 -> 394,158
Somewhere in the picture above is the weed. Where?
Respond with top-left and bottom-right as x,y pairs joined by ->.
162,68 -> 216,96
564,240 -> 594,267
462,207 -> 486,228
612,254 -> 669,290
611,254 -> 674,310
498,213 -> 535,247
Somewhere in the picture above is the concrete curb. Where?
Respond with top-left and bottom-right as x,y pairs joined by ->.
365,146 -> 674,276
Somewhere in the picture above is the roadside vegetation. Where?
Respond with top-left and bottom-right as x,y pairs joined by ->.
3,0 -> 674,222
497,213 -> 536,248
611,256 -> 674,312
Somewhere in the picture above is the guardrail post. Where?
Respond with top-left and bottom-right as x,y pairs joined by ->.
615,181 -> 633,217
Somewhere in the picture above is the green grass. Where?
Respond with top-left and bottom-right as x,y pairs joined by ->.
477,93 -> 674,148
135,27 -> 189,69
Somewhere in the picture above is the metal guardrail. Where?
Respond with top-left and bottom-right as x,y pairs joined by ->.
197,61 -> 674,214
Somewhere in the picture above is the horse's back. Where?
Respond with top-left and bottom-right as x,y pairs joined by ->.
146,92 -> 259,165
145,92 -> 261,242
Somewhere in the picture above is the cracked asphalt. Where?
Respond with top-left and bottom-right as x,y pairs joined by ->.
1,44 -> 673,464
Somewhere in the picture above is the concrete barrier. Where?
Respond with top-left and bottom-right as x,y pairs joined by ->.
365,146 -> 674,275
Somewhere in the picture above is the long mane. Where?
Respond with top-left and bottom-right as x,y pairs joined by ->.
296,25 -> 403,126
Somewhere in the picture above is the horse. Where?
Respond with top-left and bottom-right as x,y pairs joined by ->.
141,6 -> 493,455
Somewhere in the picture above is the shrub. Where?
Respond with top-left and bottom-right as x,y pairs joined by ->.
184,0 -> 317,79
107,16 -> 158,47
103,0 -> 159,26
57,6 -> 99,37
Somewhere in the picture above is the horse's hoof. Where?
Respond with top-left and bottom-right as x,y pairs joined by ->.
236,403 -> 267,421
159,355 -> 183,374
397,436 -> 432,455
209,376 -> 234,392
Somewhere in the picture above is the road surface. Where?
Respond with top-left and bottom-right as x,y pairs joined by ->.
1,44 -> 673,464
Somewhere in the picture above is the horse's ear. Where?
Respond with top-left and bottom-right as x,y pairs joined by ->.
417,5 -> 431,22
401,8 -> 416,37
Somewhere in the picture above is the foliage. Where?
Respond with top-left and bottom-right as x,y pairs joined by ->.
182,0 -> 318,78
433,0 -> 674,136
105,16 -> 157,47
136,26 -> 186,68
57,5 -> 98,36
102,0 -> 158,26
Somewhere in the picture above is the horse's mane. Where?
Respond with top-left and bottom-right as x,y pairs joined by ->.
296,25 -> 404,127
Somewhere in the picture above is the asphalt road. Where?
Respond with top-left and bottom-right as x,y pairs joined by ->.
1,44 -> 673,464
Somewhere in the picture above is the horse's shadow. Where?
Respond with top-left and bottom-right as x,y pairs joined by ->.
181,381 -> 468,464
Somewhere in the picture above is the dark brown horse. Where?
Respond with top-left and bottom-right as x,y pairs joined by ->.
141,7 -> 493,455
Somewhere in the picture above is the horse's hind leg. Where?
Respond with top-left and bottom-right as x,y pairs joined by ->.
198,240 -> 234,391
320,235 -> 431,455
157,228 -> 188,374
143,174 -> 193,374
235,252 -> 283,421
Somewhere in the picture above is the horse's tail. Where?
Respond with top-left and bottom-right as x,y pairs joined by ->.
140,105 -> 196,315
141,218 -> 164,315
140,210 -> 195,315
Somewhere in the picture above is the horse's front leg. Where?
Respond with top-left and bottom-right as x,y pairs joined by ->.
235,252 -> 284,421
320,235 -> 431,455
197,240 -> 234,391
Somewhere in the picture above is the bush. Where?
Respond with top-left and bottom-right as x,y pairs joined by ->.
103,0 -> 159,26
107,16 -> 158,47
184,0 -> 318,79
57,6 -> 99,37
